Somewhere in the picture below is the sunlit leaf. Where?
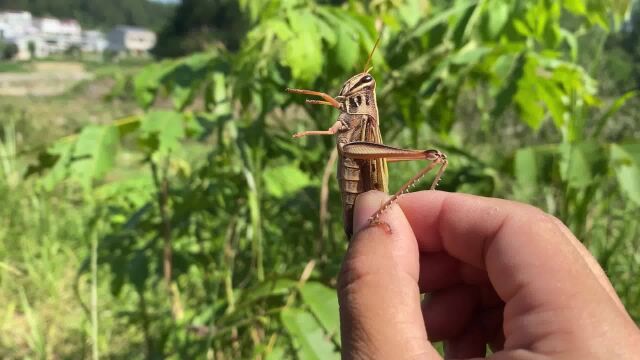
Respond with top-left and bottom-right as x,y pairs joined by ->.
611,144 -> 640,206
281,308 -> 340,360
68,124 -> 120,188
300,282 -> 340,346
139,111 -> 186,156
487,0 -> 510,39
263,164 -> 312,198
283,9 -> 324,82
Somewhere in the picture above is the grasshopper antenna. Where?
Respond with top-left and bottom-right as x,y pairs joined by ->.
363,31 -> 383,74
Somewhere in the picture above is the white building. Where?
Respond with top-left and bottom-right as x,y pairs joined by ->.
33,17 -> 82,54
0,10 -> 35,39
81,30 -> 107,53
107,26 -> 156,55
11,34 -> 48,60
0,10 -> 155,60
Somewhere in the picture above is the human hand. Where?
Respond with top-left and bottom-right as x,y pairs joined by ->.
338,190 -> 640,359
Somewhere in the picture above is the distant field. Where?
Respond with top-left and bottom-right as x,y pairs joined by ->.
0,59 -> 149,97
0,60 -> 144,149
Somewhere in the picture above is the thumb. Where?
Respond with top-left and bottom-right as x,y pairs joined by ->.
338,191 -> 439,359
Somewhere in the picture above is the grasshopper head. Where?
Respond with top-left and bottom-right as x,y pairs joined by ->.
338,72 -> 376,97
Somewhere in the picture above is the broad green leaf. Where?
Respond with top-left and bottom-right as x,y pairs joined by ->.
263,164 -> 312,198
68,125 -> 119,188
265,345 -> 287,360
281,308 -> 340,360
449,2 -> 478,47
559,142 -> 604,189
593,91 -> 637,137
563,0 -> 587,15
610,144 -> 640,206
139,111 -> 186,157
30,139 -> 74,190
284,9 -> 324,82
514,147 -> 538,189
487,0 -> 510,39
128,250 -> 149,292
163,52 -> 215,110
133,61 -> 174,109
300,282 -> 340,346
238,279 -> 297,306
560,29 -> 578,61
491,53 -> 526,120
408,1 -> 477,39
334,23 -> 360,71
449,43 -> 491,65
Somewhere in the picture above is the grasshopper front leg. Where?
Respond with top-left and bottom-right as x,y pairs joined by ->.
341,141 -> 448,232
292,120 -> 345,138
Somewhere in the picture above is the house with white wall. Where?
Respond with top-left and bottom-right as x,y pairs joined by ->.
0,10 -> 35,39
33,17 -> 82,54
1,10 -> 156,60
81,30 -> 107,53
107,26 -> 156,55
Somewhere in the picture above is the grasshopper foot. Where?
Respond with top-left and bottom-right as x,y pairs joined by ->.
367,218 -> 392,235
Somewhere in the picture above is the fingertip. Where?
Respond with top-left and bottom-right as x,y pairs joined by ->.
352,190 -> 389,235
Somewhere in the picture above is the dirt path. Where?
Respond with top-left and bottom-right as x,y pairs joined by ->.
0,61 -> 93,96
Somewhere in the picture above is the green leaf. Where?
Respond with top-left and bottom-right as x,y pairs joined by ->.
281,308 -> 340,360
139,111 -> 186,157
487,0 -> 510,39
491,53 -> 526,119
409,1 -> 477,39
300,282 -> 340,346
559,142 -> 604,189
593,91 -> 637,137
514,147 -> 538,189
449,2 -> 478,47
163,52 -> 215,110
283,9 -> 324,82
238,279 -> 297,306
128,250 -> 149,293
334,23 -> 360,71
449,43 -> 491,65
65,125 -> 119,188
610,144 -> 640,206
263,164 -> 312,198
133,61 -> 174,109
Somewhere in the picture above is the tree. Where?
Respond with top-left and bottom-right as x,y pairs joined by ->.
2,42 -> 18,60
0,0 -> 176,30
153,0 -> 249,58
27,41 -> 36,59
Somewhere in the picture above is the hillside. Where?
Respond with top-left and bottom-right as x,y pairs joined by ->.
0,0 -> 175,30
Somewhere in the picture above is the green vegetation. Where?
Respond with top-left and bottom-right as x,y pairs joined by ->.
1,0 -> 639,358
0,0 -> 175,30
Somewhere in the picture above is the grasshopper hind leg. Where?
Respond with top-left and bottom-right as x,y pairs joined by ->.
367,150 -> 448,230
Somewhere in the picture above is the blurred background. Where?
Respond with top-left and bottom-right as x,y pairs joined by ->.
0,0 -> 639,358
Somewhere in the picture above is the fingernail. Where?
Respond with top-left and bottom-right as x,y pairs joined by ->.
353,190 -> 389,234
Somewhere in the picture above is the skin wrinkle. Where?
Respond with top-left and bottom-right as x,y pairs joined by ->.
479,206 -> 509,272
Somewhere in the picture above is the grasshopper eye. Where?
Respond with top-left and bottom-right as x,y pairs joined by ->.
363,75 -> 373,82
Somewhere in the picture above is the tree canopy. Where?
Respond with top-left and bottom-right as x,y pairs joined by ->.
0,0 -> 175,30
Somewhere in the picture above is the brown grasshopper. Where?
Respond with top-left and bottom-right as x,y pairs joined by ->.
286,37 -> 448,237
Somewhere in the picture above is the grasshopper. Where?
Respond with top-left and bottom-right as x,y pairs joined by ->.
286,37 -> 448,237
